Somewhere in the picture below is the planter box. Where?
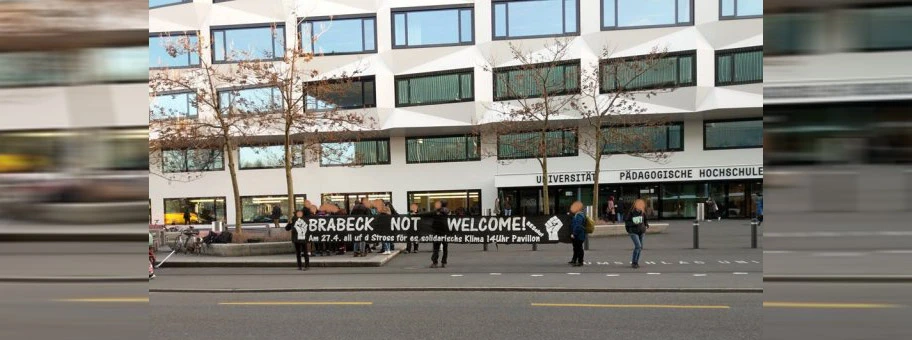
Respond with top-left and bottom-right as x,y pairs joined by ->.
203,242 -> 295,257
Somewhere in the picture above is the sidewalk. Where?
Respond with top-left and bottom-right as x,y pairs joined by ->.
0,218 -> 145,242
155,249 -> 402,268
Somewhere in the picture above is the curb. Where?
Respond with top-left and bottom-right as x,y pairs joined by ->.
155,250 -> 401,268
0,233 -> 146,242
0,276 -> 148,283
150,287 -> 763,294
764,275 -> 912,283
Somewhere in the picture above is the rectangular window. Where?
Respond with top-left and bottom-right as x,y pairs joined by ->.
162,149 -> 224,173
392,6 -> 473,48
163,197 -> 226,225
603,0 -> 693,29
493,0 -> 579,39
764,12 -> 823,56
704,119 -> 763,149
238,145 -> 305,170
306,76 -> 376,111
406,135 -> 481,164
848,6 -> 912,51
218,87 -> 283,115
494,60 -> 580,101
601,51 -> 696,92
211,25 -> 285,62
0,130 -> 73,173
150,92 -> 197,120
321,192 -> 392,213
715,47 -> 762,86
149,34 -> 200,68
408,190 -> 482,215
0,52 -> 69,87
320,139 -> 390,166
720,0 -> 763,19
150,0 -> 190,9
240,195 -> 306,223
601,123 -> 684,154
498,129 -> 578,159
302,16 -> 377,55
395,69 -> 473,107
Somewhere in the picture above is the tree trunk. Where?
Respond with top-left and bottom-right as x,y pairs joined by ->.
540,130 -> 550,215
591,128 -> 602,221
284,128 -> 295,216
224,138 -> 243,234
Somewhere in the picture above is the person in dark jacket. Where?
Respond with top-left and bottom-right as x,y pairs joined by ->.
271,204 -> 283,229
406,203 -> 420,253
624,199 -> 650,269
430,200 -> 450,268
350,199 -> 372,257
569,201 -> 587,267
284,210 -> 309,270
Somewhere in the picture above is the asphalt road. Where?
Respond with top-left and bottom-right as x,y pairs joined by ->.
151,291 -> 761,340
0,242 -> 144,278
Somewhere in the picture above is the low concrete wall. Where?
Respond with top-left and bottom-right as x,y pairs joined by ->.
7,201 -> 148,224
203,242 -> 295,257
591,224 -> 667,237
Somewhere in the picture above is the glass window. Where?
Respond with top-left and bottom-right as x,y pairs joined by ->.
601,51 -> 695,92
764,13 -> 823,55
396,69 -> 473,107
498,129 -> 578,159
302,17 -> 376,55
704,119 -> 763,149
150,0 -> 190,9
218,87 -> 283,115
720,0 -> 762,19
406,135 -> 480,163
240,195 -> 306,223
494,60 -> 580,101
0,130 -> 73,173
212,25 -> 285,62
715,47 -> 762,86
321,192 -> 392,213
162,149 -> 224,173
0,52 -> 70,87
661,183 -> 699,219
163,197 -> 226,225
408,190 -> 482,215
306,76 -> 376,110
493,0 -> 578,39
602,124 -> 683,154
849,6 -> 912,51
100,128 -> 150,171
149,34 -> 200,68
239,145 -> 304,169
320,139 -> 390,166
603,0 -> 692,29
392,7 -> 473,48
150,92 -> 197,120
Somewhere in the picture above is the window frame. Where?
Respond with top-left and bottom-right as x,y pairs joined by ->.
150,90 -> 198,121
405,134 -> 482,164
407,189 -> 483,215
844,3 -> 912,53
149,32 -> 200,70
210,23 -> 286,64
492,0 -> 581,40
150,0 -> 192,10
216,85 -> 284,116
238,144 -> 306,170
161,148 -> 225,173
497,128 -> 579,160
493,59 -> 581,101
601,0 -> 695,31
702,118 -> 763,150
599,50 -> 697,93
394,68 -> 475,107
162,196 -> 227,225
719,0 -> 764,20
714,46 -> 763,86
319,138 -> 391,167
300,14 -> 378,56
600,122 -> 685,155
305,75 -> 377,111
390,4 -> 476,49
239,194 -> 307,223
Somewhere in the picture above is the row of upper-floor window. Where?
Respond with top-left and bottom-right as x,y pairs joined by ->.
0,46 -> 147,88
150,0 -> 760,65
150,47 -> 762,120
765,4 -> 912,55
158,119 -> 762,173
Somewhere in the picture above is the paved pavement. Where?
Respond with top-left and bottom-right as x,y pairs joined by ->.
151,291 -> 761,340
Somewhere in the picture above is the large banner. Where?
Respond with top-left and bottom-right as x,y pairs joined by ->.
293,215 -> 574,244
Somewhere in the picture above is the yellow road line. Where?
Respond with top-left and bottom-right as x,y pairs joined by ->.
531,303 -> 729,309
219,301 -> 372,306
763,302 -> 903,309
57,297 -> 149,303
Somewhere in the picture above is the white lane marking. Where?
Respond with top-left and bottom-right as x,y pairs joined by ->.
490,273 -> 502,275
450,274 -> 463,277
605,274 -> 620,277
733,272 -> 749,275
531,274 -> 544,277
647,273 -> 661,275
877,250 -> 912,254
765,231 -> 912,238
763,251 -> 794,254
567,273 -> 581,275
813,252 -> 866,257
693,274 -> 707,277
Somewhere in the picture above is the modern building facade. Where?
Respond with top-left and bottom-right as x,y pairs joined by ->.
149,0 -> 763,225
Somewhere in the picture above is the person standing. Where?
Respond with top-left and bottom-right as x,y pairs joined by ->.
183,209 -> 191,225
755,193 -> 763,226
271,204 -> 283,229
284,210 -> 309,271
149,231 -> 156,279
503,196 -> 513,217
569,201 -> 586,267
615,198 -> 625,223
430,200 -> 450,268
406,203 -> 420,253
625,199 -> 649,269
706,197 -> 719,222
376,199 -> 394,255
349,198 -> 372,257
606,196 -> 616,223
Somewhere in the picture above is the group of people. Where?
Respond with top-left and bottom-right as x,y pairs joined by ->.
571,198 -> 650,269
284,198 -> 455,271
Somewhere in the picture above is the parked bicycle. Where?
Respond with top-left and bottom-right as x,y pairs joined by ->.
169,226 -> 204,255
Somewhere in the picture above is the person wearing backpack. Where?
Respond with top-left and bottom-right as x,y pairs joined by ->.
568,201 -> 587,267
625,198 -> 650,269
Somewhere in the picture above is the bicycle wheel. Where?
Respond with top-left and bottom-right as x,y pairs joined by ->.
174,234 -> 188,253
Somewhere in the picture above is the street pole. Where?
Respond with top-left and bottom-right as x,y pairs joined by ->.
751,220 -> 758,249
693,220 -> 699,249
584,205 -> 592,250
483,209 -> 491,252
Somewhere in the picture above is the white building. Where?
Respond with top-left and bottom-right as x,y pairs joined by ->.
149,0 -> 763,225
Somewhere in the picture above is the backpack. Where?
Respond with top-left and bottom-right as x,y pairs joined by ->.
216,231 -> 233,244
580,213 -> 595,234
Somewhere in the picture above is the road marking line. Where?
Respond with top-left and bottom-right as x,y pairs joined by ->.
56,297 -> 149,303
877,250 -> 912,254
605,274 -> 619,277
647,272 -> 661,275
733,272 -> 749,275
219,302 -> 373,306
450,274 -> 463,277
532,303 -> 729,309
763,302 -> 902,309
814,252 -> 865,257
490,273 -> 501,275
530,274 -> 544,277
763,251 -> 793,254
693,274 -> 707,277
567,273 -> 581,275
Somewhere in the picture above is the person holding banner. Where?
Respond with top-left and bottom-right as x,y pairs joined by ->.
350,199 -> 372,257
284,210 -> 310,271
405,203 -> 420,253
569,201 -> 587,267
625,199 -> 650,269
430,200 -> 450,268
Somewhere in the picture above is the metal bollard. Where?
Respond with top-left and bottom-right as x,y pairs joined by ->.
693,220 -> 699,249
483,242 -> 488,251
532,243 -> 537,251
751,220 -> 758,249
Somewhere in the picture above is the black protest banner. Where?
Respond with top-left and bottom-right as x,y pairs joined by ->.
296,215 -> 574,244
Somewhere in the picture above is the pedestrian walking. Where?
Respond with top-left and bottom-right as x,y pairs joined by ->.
568,201 -> 586,267
284,210 -> 310,271
625,198 -> 649,269
149,231 -> 156,279
430,200 -> 450,268
406,203 -> 420,253
706,197 -> 720,221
